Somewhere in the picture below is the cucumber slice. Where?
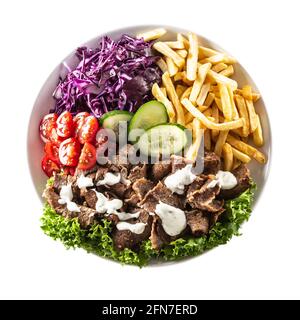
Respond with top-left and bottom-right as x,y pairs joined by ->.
100,110 -> 133,131
128,100 -> 168,142
137,124 -> 188,157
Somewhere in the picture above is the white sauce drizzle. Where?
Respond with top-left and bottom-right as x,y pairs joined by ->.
77,174 -> 94,189
58,183 -> 80,212
164,164 -> 197,194
116,222 -> 147,234
96,172 -> 121,186
155,201 -> 187,236
207,170 -> 238,190
110,211 -> 140,221
94,190 -> 123,214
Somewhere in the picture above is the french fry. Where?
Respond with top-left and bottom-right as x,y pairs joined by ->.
186,118 -> 203,161
162,72 -> 185,125
214,130 -> 229,156
211,62 -> 228,73
200,54 -> 225,65
227,134 -> 266,164
242,87 -> 261,102
231,146 -> 251,163
156,58 -> 168,73
137,28 -> 167,41
234,95 -> 250,137
232,128 -> 244,137
223,143 -> 233,171
175,85 -> 187,99
181,98 -> 244,130
185,103 -> 209,124
152,83 -> 176,123
253,114 -> 264,147
207,70 -> 238,90
220,65 -> 234,77
165,57 -> 178,77
243,85 -> 258,132
211,103 -> 219,141
204,129 -> 211,150
196,83 -> 211,106
189,63 -> 211,104
227,85 -> 239,120
153,42 -> 185,68
214,97 -> 223,113
232,158 -> 241,170
160,87 -> 167,97
190,63 -> 211,105
165,41 -> 185,49
198,46 -> 219,59
218,82 -> 232,120
235,89 -> 260,102
204,92 -> 215,107
186,33 -> 199,81
177,33 -> 189,49
200,54 -> 236,65
181,87 -> 192,101
176,49 -> 188,58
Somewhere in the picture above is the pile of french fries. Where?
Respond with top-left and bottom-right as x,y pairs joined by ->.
137,28 -> 267,170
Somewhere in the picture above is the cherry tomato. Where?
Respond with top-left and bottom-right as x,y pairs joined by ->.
44,142 -> 60,164
59,137 -> 81,167
39,113 -> 58,143
74,112 -> 90,136
42,155 -> 61,177
49,127 -> 64,144
77,142 -> 97,170
56,111 -> 73,138
77,116 -> 99,144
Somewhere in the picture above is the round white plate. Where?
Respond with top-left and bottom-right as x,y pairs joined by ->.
27,25 -> 271,207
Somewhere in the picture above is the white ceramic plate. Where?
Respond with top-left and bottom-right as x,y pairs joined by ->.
27,25 -> 271,207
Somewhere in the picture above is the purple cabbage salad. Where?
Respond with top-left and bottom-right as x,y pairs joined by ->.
51,35 -> 162,118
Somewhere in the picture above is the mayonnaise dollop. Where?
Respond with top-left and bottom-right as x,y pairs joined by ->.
116,222 -> 147,234
96,172 -> 121,186
77,174 -> 94,189
164,164 -> 197,195
155,201 -> 186,236
207,170 -> 237,190
58,183 -> 80,212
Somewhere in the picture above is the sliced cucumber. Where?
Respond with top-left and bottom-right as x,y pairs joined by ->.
128,100 -> 168,142
137,124 -> 188,157
100,110 -> 133,131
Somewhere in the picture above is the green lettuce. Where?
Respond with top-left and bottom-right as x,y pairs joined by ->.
40,183 -> 255,267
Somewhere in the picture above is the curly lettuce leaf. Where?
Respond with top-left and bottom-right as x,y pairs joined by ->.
41,205 -> 85,248
40,183 -> 255,266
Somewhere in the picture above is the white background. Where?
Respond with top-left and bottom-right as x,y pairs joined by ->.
0,0 -> 299,300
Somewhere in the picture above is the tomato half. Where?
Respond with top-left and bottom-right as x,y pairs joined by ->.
39,113 -> 58,143
42,155 -> 61,177
59,138 -> 81,167
77,116 -> 99,144
74,112 -> 90,138
56,111 -> 73,138
44,142 -> 60,164
77,142 -> 97,170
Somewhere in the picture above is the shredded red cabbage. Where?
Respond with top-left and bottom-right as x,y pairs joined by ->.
51,35 -> 162,117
